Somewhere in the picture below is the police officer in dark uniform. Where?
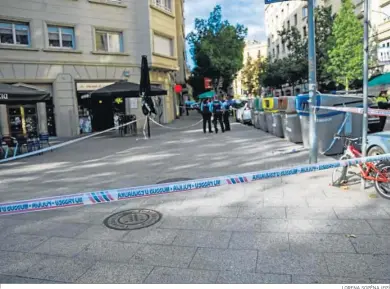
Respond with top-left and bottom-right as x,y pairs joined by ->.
211,98 -> 224,133
200,99 -> 212,133
222,98 -> 231,131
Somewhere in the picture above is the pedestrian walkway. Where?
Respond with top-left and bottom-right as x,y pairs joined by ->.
0,112 -> 388,284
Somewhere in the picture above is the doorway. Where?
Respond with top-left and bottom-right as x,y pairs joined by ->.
91,98 -> 114,132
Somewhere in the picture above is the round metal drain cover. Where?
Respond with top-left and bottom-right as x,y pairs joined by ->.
157,178 -> 193,184
103,209 -> 162,231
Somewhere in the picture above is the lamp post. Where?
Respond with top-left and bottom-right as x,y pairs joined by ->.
361,0 -> 369,189
308,0 -> 318,164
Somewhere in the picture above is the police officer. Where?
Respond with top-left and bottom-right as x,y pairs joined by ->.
376,91 -> 390,130
185,99 -> 192,116
200,99 -> 213,133
211,97 -> 224,133
222,98 -> 231,131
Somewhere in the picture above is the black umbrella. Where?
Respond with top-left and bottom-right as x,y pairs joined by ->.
0,83 -> 50,103
90,81 -> 140,98
140,55 -> 167,138
90,80 -> 166,99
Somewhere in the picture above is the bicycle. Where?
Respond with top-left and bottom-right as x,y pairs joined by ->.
331,134 -> 390,200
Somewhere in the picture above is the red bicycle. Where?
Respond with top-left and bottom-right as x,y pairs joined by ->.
331,135 -> 390,199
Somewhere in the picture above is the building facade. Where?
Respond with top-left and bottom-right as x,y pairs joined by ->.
0,0 -> 186,137
233,40 -> 267,96
264,0 -> 388,95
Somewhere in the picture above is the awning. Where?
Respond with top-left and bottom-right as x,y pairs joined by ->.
0,83 -> 50,104
90,80 -> 167,99
368,73 -> 390,87
198,90 -> 215,99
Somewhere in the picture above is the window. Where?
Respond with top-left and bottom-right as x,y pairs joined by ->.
276,44 -> 280,56
302,7 -> 308,18
268,37 -> 271,46
48,26 -> 75,49
0,21 -> 30,46
303,26 -> 307,37
152,0 -> 172,13
287,20 -> 290,30
272,48 -> 275,57
294,14 -> 298,25
153,34 -> 174,57
282,42 -> 286,53
95,30 -> 123,53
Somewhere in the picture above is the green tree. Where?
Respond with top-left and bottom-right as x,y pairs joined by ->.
278,26 -> 308,88
187,5 -> 247,93
315,6 -> 335,88
241,55 -> 254,93
326,0 -> 363,91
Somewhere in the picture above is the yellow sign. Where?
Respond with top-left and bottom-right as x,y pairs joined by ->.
114,97 -> 123,104
76,82 -> 114,92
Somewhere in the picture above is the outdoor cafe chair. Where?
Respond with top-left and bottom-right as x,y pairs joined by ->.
2,136 -> 19,158
39,133 -> 51,151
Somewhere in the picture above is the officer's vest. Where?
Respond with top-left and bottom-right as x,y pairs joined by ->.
213,101 -> 222,113
376,95 -> 388,104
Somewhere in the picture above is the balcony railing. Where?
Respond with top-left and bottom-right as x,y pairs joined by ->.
151,0 -> 172,13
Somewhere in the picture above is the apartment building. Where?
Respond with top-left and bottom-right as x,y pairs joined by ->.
233,40 -> 267,96
0,0 -> 186,137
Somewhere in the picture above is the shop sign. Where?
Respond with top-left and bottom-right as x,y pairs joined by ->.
0,94 -> 8,100
76,82 -> 114,92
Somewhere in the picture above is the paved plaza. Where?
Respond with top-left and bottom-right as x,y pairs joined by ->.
0,112 -> 389,284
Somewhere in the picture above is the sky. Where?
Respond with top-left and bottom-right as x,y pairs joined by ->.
184,0 -> 266,69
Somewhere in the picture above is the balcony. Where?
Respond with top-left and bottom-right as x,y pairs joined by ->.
88,0 -> 126,7
151,0 -> 173,14
378,20 -> 390,41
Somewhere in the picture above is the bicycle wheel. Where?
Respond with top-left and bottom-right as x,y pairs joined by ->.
331,155 -> 350,187
374,163 -> 390,200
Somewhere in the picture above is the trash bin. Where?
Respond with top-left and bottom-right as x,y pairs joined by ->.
252,98 -> 261,129
263,97 -> 281,136
296,94 -> 367,155
259,110 -> 268,131
279,96 -> 302,143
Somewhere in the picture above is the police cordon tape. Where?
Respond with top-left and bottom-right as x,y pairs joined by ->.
148,117 -> 203,130
0,118 -> 144,164
312,105 -> 390,117
1,153 -> 390,216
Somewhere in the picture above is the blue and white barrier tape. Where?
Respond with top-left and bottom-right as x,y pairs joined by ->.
313,105 -> 390,117
0,118 -> 143,164
1,153 -> 390,216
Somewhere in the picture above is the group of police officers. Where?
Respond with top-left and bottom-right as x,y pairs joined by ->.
200,98 -> 232,134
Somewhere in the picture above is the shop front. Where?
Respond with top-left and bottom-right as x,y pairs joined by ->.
0,83 -> 53,138
76,82 -> 128,133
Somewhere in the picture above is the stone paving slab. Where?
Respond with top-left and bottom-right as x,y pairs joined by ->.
189,248 -> 257,272
172,230 -> 231,248
292,275 -> 370,284
216,271 -> 292,284
349,235 -> 390,254
17,256 -> 95,283
228,232 -> 289,251
130,244 -> 197,268
256,251 -> 329,276
32,237 -> 91,258
288,233 -> 356,253
144,267 -> 219,284
76,262 -> 153,284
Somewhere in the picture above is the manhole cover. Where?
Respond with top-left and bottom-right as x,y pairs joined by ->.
156,178 -> 193,184
103,209 -> 162,231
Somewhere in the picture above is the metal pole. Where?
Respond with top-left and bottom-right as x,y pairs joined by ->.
361,0 -> 369,190
147,116 -> 151,138
308,0 -> 318,164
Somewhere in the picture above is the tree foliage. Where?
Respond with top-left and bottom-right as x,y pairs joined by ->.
326,0 -> 363,90
260,6 -> 335,90
187,5 -> 247,92
241,55 -> 266,95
